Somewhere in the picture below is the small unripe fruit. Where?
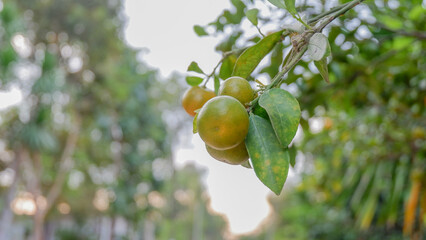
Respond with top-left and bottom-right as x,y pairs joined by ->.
182,86 -> 215,116
219,76 -> 255,106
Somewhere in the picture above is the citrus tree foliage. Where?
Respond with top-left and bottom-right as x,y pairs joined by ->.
0,0 -> 219,239
186,0 -> 368,195
187,0 -> 425,238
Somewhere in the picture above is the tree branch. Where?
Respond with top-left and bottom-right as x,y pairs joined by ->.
45,116 -> 81,213
22,149 -> 41,198
248,0 -> 366,111
316,0 -> 365,32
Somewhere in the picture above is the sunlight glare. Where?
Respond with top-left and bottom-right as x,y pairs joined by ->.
0,86 -> 23,110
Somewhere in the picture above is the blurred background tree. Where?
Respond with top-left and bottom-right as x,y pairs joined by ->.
0,0 -> 226,239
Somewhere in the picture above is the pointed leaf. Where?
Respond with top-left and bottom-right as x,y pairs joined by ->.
252,103 -> 270,120
245,8 -> 259,26
266,0 -> 286,9
314,58 -> 329,83
193,25 -> 208,36
284,0 -> 297,15
359,194 -> 378,230
214,76 -> 220,95
233,30 -> 284,79
259,88 -> 301,147
219,54 -> 237,80
187,61 -> 204,74
313,36 -> 331,83
386,161 -> 408,225
289,145 -> 297,167
245,114 -> 290,195
307,33 -> 328,61
231,0 -> 246,10
186,76 -> 203,86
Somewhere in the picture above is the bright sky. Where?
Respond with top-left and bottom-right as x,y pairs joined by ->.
124,0 -> 230,77
123,0 -> 274,235
0,86 -> 22,111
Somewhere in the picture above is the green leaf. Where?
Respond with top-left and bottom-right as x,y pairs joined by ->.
267,0 -> 296,15
214,76 -> 220,95
350,166 -> 375,210
259,43 -> 284,79
233,30 -> 284,79
230,0 -> 246,11
408,5 -> 426,20
186,76 -> 203,86
393,36 -> 413,50
42,52 -> 57,72
289,145 -> 296,167
307,33 -> 328,61
284,0 -> 297,15
358,193 -> 378,230
215,31 -> 242,52
223,9 -> 245,25
245,114 -> 290,195
266,0 -> 286,9
385,161 -> 408,225
19,124 -> 58,152
313,35 -> 331,83
219,54 -> 237,80
252,103 -> 270,120
245,8 -> 259,26
0,45 -> 17,67
193,25 -> 208,36
378,15 -> 403,30
314,58 -> 329,83
187,61 -> 204,74
259,88 -> 301,147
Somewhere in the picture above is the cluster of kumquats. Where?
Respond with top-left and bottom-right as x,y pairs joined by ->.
181,77 -> 255,166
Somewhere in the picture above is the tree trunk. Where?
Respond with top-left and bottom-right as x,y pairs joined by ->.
33,212 -> 45,240
109,216 -> 116,240
191,200 -> 203,240
0,151 -> 21,240
0,175 -> 18,240
143,219 -> 155,240
45,220 -> 56,240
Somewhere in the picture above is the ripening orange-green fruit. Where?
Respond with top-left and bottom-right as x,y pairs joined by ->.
218,76 -> 255,106
206,141 -> 249,165
182,86 -> 215,116
197,96 -> 249,150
